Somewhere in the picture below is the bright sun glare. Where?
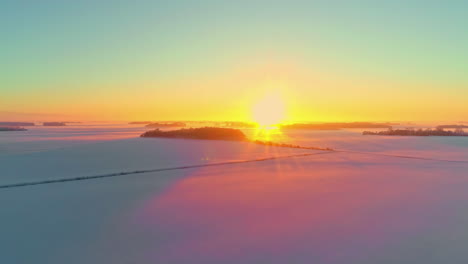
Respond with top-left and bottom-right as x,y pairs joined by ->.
252,92 -> 286,127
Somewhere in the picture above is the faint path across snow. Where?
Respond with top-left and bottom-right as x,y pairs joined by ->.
335,150 -> 468,163
2,146 -> 468,190
0,151 -> 335,189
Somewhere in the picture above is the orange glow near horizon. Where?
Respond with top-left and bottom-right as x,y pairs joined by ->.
3,60 -> 467,124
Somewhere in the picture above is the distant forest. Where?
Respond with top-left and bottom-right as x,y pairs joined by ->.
223,122 -> 257,128
436,125 -> 468,129
43,122 -> 66,126
129,121 -> 153,124
0,122 -> 34,126
145,122 -> 186,128
0,127 -> 27,131
363,128 -> 467,137
281,122 -> 396,130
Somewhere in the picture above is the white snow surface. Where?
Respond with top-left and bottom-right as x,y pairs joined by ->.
1,124 -> 468,263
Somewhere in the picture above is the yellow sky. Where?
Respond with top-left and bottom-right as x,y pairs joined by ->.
2,61 -> 466,123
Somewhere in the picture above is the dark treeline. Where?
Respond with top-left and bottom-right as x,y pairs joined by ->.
363,128 -> 467,136
0,127 -> 27,131
253,140 -> 334,151
141,127 -> 334,150
145,122 -> 186,128
223,121 -> 257,128
436,125 -> 468,129
141,127 -> 247,141
129,121 -> 153,125
43,122 -> 66,126
281,122 -> 396,130
0,122 -> 35,126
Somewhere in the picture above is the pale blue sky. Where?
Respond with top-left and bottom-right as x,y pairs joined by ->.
1,0 -> 467,121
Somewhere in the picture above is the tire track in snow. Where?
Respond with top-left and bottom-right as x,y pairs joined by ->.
335,150 -> 468,163
2,148 -> 467,190
0,151 -> 334,189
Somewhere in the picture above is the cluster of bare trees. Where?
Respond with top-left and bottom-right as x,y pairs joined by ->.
363,127 -> 467,136
253,140 -> 334,151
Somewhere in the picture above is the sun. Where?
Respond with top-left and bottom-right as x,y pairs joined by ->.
252,92 -> 286,127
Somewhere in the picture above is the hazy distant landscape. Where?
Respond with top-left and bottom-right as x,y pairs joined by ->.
281,122 -> 396,130
43,122 -> 67,126
364,128 -> 467,137
0,122 -> 35,126
2,1 -> 468,263
1,121 -> 468,264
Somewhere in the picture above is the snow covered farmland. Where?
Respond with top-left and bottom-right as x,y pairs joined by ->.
1,124 -> 468,264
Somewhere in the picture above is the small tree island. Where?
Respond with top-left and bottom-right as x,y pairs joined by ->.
141,127 -> 247,141
363,128 -> 467,137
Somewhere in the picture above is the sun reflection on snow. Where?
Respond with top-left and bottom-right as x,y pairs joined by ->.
252,125 -> 284,142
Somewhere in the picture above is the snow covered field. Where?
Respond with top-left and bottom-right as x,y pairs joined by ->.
1,124 -> 468,263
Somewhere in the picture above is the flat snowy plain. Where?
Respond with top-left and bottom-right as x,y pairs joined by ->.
1,123 -> 468,263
